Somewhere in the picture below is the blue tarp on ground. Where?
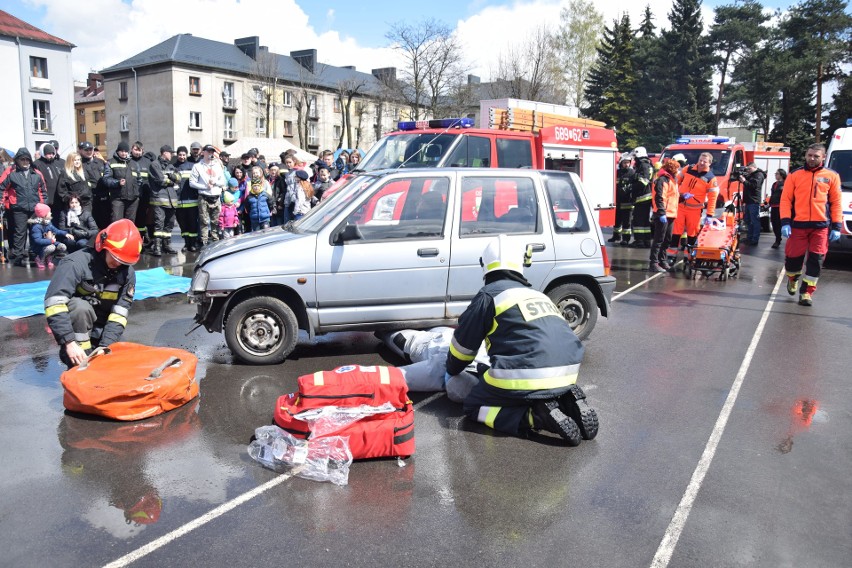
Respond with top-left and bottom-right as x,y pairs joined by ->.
0,267 -> 191,320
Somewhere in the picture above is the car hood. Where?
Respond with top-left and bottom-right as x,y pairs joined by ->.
196,228 -> 306,266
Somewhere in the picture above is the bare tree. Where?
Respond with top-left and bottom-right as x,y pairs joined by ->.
335,77 -> 368,149
386,18 -> 467,120
555,0 -> 604,109
291,63 -> 328,152
487,25 -> 565,103
248,50 -> 282,137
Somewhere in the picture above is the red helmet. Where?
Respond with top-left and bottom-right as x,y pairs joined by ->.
95,219 -> 142,265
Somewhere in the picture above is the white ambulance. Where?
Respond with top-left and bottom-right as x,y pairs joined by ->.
826,119 -> 852,253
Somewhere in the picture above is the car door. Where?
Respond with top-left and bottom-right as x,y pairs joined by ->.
446,172 -> 555,318
315,172 -> 454,327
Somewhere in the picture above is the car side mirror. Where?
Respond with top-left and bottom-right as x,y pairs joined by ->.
334,224 -> 363,244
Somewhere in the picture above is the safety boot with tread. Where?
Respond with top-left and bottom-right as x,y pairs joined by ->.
559,385 -> 599,440
786,276 -> 799,296
798,292 -> 812,306
530,400 -> 581,446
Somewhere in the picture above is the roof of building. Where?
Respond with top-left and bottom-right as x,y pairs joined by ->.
75,87 -> 105,104
100,34 -> 386,96
0,10 -> 74,48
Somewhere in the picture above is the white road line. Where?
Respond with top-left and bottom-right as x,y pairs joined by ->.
103,393 -> 446,567
650,268 -> 786,568
612,265 -> 674,301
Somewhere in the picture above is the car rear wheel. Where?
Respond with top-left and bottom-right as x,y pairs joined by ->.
547,283 -> 598,341
224,296 -> 299,364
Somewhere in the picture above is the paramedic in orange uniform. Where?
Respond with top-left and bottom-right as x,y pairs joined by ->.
780,143 -> 842,306
649,159 -> 681,272
669,152 -> 719,264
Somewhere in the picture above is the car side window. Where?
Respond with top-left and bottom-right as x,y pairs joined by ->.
496,138 -> 533,168
542,172 -> 589,232
459,176 -> 538,236
339,176 -> 449,242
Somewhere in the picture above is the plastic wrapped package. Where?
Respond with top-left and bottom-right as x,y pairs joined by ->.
248,425 -> 352,486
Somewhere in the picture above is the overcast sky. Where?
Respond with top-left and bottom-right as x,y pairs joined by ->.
3,0 -> 798,82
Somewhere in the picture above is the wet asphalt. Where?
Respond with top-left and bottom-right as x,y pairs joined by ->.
1,232 -> 850,568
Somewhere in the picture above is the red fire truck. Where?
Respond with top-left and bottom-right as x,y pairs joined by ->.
348,106 -> 620,226
658,135 -> 791,208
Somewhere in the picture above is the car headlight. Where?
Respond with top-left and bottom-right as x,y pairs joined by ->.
191,269 -> 209,293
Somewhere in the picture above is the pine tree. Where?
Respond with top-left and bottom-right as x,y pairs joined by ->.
582,20 -> 618,119
658,0 -> 714,138
825,73 -> 852,141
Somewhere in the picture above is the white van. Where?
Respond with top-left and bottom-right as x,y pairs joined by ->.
188,168 -> 616,364
826,119 -> 852,253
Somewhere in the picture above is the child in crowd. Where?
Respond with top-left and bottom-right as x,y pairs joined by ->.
29,203 -> 74,269
240,166 -> 274,231
313,165 -> 333,202
218,192 -> 240,238
57,194 -> 99,251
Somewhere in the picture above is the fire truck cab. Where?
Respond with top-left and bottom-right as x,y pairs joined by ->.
659,135 -> 790,209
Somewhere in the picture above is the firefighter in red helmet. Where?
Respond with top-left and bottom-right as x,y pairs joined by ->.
44,219 -> 142,368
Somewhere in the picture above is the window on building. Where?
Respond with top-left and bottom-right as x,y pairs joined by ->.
119,114 -> 129,132
282,91 -> 292,107
308,123 -> 319,146
255,117 -> 266,136
79,123 -> 86,134
308,95 -> 318,118
93,110 -> 99,124
189,111 -> 202,130
223,115 -> 235,139
30,56 -> 48,78
32,100 -> 50,132
283,120 -> 293,137
119,81 -> 128,100
223,82 -> 236,108
94,134 -> 101,147
189,76 -> 201,95
254,87 -> 264,104
333,98 -> 342,113
333,125 -> 342,140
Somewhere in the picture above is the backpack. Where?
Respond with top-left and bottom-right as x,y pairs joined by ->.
273,365 -> 415,460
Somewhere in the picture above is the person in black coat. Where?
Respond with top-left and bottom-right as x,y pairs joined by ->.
0,148 -> 47,266
57,194 -> 99,251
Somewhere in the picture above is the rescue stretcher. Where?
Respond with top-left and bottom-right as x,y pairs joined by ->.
684,196 -> 742,281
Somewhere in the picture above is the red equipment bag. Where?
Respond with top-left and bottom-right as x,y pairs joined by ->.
273,364 -> 415,460
60,342 -> 200,421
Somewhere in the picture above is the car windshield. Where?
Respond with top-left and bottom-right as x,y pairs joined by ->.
660,149 -> 731,177
294,174 -> 380,233
357,133 -> 459,170
828,150 -> 852,189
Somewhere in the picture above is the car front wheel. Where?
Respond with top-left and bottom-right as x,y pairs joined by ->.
547,283 -> 598,341
224,296 -> 299,364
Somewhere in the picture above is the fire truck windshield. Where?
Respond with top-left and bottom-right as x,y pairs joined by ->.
358,133 -> 459,171
660,149 -> 732,177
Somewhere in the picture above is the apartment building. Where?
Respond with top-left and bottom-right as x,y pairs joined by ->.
100,34 -> 415,154
74,73 -> 106,151
0,10 -> 75,154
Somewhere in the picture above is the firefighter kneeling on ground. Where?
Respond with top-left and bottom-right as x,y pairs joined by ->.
44,219 -> 141,368
444,235 -> 599,445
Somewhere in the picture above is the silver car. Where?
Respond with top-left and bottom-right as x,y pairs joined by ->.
188,168 -> 616,364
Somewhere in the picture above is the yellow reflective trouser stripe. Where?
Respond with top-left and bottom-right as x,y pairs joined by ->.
313,371 -> 324,386
483,370 -> 578,391
107,313 -> 127,327
45,304 -> 69,317
478,406 -> 500,428
379,366 -> 390,384
101,291 -> 119,301
634,194 -> 652,203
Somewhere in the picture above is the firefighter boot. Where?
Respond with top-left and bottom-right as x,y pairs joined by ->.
188,236 -> 201,253
607,232 -> 620,243
798,292 -> 813,306
149,238 -> 162,257
530,400 -> 581,446
558,385 -> 599,440
161,237 -> 178,255
786,274 -> 800,296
